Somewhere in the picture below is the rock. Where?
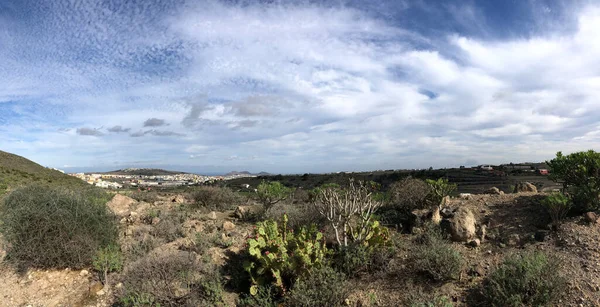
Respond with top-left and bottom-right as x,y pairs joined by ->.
443,207 -> 477,242
89,282 -> 104,295
506,234 -> 521,246
208,211 -> 217,220
514,182 -> 537,193
125,227 -> 133,237
484,187 -> 503,195
234,206 -> 246,219
440,207 -> 454,218
79,270 -> 89,277
477,225 -> 487,242
115,282 -> 123,289
468,264 -> 486,276
223,221 -> 236,232
535,230 -> 549,242
172,195 -> 185,203
442,196 -> 451,205
467,239 -> 481,247
106,194 -> 137,217
584,212 -> 598,224
459,193 -> 472,200
151,217 -> 161,225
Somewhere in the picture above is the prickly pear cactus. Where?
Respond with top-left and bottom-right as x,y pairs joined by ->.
244,214 -> 328,296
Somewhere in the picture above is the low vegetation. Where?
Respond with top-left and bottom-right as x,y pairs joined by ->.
541,192 -> 572,227
548,150 -> 600,212
190,186 -> 243,211
482,251 -> 566,306
0,184 -> 117,269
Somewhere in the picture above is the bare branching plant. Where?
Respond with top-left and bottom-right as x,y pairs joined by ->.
311,179 -> 383,247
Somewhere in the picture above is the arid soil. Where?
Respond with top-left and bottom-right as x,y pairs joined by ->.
1,191 -> 600,306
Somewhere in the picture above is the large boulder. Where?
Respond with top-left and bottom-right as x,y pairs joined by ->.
514,182 -> 537,193
441,207 -> 477,242
106,194 -> 137,217
484,187 -> 504,195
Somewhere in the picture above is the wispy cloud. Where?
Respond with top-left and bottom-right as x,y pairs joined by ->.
1,1 -> 599,173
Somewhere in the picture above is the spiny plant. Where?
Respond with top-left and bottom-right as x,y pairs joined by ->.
243,214 -> 328,296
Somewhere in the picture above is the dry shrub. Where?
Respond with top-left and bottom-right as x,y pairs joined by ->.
285,265 -> 350,307
403,282 -> 454,307
189,186 -> 242,212
264,201 -> 327,230
379,177 -> 430,231
0,184 -> 118,269
118,251 -> 223,307
411,224 -> 463,282
151,212 -> 184,243
130,190 -> 159,203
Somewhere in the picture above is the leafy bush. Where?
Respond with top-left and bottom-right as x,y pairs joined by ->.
244,214 -> 328,295
237,285 -> 280,307
257,180 -> 294,212
540,192 -> 571,227
425,178 -> 457,207
411,225 -> 463,282
119,251 -> 223,307
189,186 -> 242,211
93,244 -> 123,285
265,201 -> 327,231
387,177 -> 430,212
130,190 -> 159,203
547,150 -> 600,212
0,184 -> 118,269
482,251 -> 566,307
285,265 -> 350,307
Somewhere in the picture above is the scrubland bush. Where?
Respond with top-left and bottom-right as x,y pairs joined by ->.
130,190 -> 159,203
119,251 -> 223,307
548,150 -> 600,212
332,228 -> 397,277
285,265 -> 350,307
189,186 -> 242,211
93,244 -> 123,285
403,283 -> 453,307
244,214 -> 328,296
151,212 -> 184,243
541,192 -> 571,227
311,179 -> 384,247
264,201 -> 327,231
237,285 -> 280,307
257,180 -> 294,212
411,224 -> 463,281
387,177 -> 430,212
482,251 -> 566,306
0,184 -> 118,269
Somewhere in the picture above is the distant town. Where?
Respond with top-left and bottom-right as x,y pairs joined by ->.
67,168 -> 258,189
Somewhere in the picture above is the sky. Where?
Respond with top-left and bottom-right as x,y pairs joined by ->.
1,0 -> 600,174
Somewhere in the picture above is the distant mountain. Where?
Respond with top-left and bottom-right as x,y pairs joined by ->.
101,168 -> 187,176
225,171 -> 271,176
0,150 -> 89,195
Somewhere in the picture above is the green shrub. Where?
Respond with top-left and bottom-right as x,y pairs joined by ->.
257,181 -> 294,212
189,186 -> 242,211
540,192 -> 572,227
93,244 -> 123,285
425,178 -> 457,207
130,190 -> 159,203
380,177 -> 430,230
237,285 -> 280,307
285,265 -> 350,307
119,251 -> 223,307
0,184 -> 118,269
482,251 -> 566,307
411,225 -> 462,282
547,150 -> 600,212
244,214 -> 328,295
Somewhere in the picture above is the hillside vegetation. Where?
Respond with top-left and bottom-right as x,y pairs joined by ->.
0,150 -> 89,196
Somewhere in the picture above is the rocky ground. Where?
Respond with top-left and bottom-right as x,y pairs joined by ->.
2,189 -> 600,306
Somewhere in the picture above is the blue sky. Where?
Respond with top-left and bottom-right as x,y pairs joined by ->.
1,0 -> 600,174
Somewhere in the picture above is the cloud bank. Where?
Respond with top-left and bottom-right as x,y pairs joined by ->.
0,0 -> 599,173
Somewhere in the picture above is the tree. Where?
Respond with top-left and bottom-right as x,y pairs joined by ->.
256,181 -> 294,212
547,150 -> 600,212
311,179 -> 383,247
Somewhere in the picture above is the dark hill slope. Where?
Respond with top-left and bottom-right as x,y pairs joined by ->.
0,150 -> 88,195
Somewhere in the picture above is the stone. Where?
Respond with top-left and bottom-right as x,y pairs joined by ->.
514,182 -> 537,193
172,195 -> 185,203
151,217 -> 161,225
484,187 -> 503,195
106,194 -> 137,217
208,211 -> 217,220
506,234 -> 521,246
89,282 -> 104,295
79,270 -> 89,277
468,264 -> 486,276
234,206 -> 246,219
467,239 -> 481,247
440,207 -> 454,218
443,207 -> 477,242
584,212 -> 598,224
459,193 -> 472,200
477,225 -> 487,242
223,221 -> 236,232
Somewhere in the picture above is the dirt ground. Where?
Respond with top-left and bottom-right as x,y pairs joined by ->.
2,191 -> 600,306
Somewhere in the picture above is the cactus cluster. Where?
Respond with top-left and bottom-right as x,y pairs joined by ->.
243,214 -> 328,296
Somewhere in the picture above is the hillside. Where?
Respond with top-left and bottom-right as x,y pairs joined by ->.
102,168 -> 186,176
0,150 -> 88,195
